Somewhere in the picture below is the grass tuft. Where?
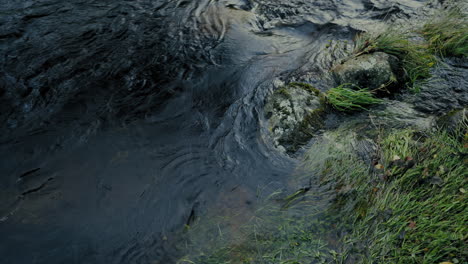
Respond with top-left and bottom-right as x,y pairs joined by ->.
326,84 -> 383,112
324,127 -> 468,263
421,7 -> 468,57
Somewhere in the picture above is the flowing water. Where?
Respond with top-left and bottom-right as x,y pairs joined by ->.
0,0 -> 435,263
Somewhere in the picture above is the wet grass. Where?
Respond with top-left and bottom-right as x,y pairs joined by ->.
178,122 -> 467,263
281,82 -> 383,112
421,7 -> 468,57
322,126 -> 468,263
325,84 -> 383,112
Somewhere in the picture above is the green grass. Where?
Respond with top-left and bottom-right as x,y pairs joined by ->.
325,84 -> 383,112
421,7 -> 468,57
179,124 -> 467,264
322,127 -> 468,263
354,29 -> 436,87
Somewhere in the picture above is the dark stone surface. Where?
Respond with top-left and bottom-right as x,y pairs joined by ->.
411,58 -> 468,114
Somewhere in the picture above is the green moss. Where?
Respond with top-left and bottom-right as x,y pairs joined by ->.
421,7 -> 468,57
274,82 -> 323,101
325,84 -> 383,112
298,108 -> 326,131
275,87 -> 291,98
288,82 -> 321,96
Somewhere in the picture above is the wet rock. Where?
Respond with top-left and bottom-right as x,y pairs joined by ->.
335,100 -> 435,141
264,82 -> 325,153
332,52 -> 401,91
411,58 -> 468,114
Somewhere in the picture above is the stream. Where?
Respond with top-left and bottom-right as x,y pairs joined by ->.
0,0 -> 437,263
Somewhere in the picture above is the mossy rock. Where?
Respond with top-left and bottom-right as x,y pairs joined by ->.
264,83 -> 326,153
332,52 -> 402,93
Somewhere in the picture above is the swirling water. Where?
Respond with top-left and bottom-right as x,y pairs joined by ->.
0,0 -> 432,263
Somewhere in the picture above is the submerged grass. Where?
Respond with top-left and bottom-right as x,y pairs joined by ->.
325,84 -> 383,112
421,7 -> 468,57
178,189 -> 340,264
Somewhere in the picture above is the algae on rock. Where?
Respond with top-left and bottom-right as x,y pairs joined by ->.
264,83 -> 325,153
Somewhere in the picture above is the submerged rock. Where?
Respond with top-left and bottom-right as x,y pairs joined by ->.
372,101 -> 435,130
332,52 -> 401,91
264,82 -> 325,153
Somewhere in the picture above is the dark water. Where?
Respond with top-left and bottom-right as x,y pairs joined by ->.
0,0 -> 432,263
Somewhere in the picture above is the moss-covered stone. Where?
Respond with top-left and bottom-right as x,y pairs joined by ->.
264,83 -> 326,153
332,52 -> 402,92
288,82 -> 321,96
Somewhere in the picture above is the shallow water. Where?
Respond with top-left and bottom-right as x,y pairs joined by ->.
0,0 -> 434,263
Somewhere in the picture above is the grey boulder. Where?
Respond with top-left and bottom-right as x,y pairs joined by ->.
332,52 -> 401,90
